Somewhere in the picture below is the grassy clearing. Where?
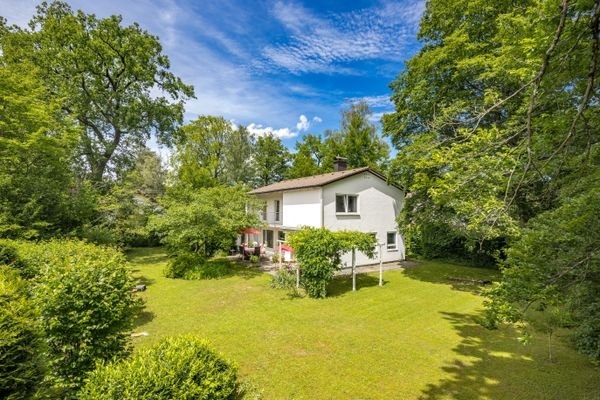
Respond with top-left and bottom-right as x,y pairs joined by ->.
128,248 -> 599,400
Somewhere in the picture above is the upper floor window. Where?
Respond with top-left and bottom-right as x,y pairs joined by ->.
274,200 -> 280,221
336,194 -> 358,213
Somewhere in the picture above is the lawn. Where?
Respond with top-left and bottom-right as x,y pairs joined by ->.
128,248 -> 600,400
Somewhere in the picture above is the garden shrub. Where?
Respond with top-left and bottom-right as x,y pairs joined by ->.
27,240 -> 140,392
165,254 -> 233,280
79,336 -> 239,400
270,266 -> 296,289
288,227 -> 342,298
164,253 -> 204,278
0,267 -> 43,400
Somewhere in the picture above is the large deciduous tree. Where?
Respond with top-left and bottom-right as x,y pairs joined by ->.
1,1 -> 194,183
384,0 -> 600,360
173,116 -> 255,188
252,134 -> 290,187
339,101 -> 389,170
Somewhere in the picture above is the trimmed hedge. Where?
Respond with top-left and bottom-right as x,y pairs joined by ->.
79,336 -> 239,400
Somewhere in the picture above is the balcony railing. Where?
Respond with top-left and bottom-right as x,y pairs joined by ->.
259,211 -> 282,224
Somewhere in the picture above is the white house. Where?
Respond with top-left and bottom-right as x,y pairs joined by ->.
246,160 -> 406,266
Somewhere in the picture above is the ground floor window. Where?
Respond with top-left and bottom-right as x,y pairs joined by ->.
264,230 -> 274,248
387,232 -> 397,250
278,231 -> 286,241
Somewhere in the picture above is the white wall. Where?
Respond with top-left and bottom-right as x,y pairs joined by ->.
282,188 -> 322,228
322,171 -> 405,266
255,193 -> 283,225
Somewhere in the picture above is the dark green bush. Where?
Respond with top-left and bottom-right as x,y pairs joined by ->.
0,240 -> 32,278
79,336 -> 239,400
0,267 -> 43,400
27,240 -> 141,392
165,254 -> 233,280
164,253 -> 205,278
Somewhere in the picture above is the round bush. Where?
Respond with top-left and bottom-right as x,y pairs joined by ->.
0,267 -> 43,400
29,240 -> 141,390
79,336 -> 239,400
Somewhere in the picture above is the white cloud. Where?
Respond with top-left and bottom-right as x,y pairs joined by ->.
313,116 -> 323,123
296,115 -> 310,131
247,123 -> 298,139
346,95 -> 392,108
260,0 -> 424,74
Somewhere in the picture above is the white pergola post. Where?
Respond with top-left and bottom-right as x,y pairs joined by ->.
379,242 -> 384,286
351,248 -> 356,291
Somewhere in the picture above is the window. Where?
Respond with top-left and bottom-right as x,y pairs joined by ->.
274,200 -> 280,221
387,232 -> 397,250
264,230 -> 274,248
261,204 -> 267,221
278,231 -> 286,241
336,194 -> 358,213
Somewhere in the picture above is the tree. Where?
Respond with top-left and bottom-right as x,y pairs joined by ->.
94,149 -> 165,246
1,1 -> 194,184
0,60 -> 95,238
252,134 -> 290,187
224,125 -> 255,185
286,134 -> 324,179
151,185 -> 262,258
173,117 -> 254,188
383,0 -> 600,360
339,101 -> 389,169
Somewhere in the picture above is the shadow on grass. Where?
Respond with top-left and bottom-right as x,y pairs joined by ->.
130,270 -> 156,287
133,309 -> 155,329
418,312 -> 597,400
327,273 -> 383,297
402,261 -> 499,294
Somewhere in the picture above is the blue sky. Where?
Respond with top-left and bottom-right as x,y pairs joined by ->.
2,0 -> 424,149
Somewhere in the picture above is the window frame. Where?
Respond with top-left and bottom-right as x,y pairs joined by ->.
274,200 -> 281,221
335,194 -> 359,214
386,231 -> 397,251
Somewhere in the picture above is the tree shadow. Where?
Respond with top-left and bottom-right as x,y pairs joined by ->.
419,312 -> 600,400
327,273 -> 383,297
402,262 -> 498,294
133,309 -> 155,329
130,270 -> 156,287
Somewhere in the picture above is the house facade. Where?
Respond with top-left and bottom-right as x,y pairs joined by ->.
247,164 -> 406,266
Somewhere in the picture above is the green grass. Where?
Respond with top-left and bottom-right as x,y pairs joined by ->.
128,248 -> 600,400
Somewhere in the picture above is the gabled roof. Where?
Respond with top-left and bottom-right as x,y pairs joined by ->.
249,167 -> 400,195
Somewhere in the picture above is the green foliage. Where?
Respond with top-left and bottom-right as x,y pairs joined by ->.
0,59 -> 94,239
1,1 -> 194,182
286,134 -> 326,179
165,254 -> 234,280
17,240 -> 141,391
249,255 -> 260,264
288,228 -> 378,298
289,227 -> 341,298
335,230 -> 377,259
174,116 -> 255,188
270,266 -> 296,290
338,101 -> 389,170
484,188 -> 600,361
0,267 -> 43,400
252,135 -> 290,187
152,185 -> 262,257
384,0 -> 600,360
79,335 -> 239,400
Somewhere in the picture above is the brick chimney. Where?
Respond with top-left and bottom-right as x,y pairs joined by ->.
333,156 -> 347,172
